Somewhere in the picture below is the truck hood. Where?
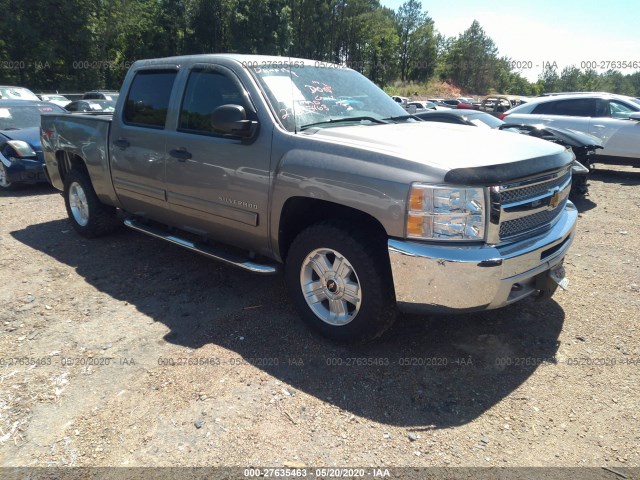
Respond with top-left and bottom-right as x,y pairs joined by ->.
308,121 -> 573,183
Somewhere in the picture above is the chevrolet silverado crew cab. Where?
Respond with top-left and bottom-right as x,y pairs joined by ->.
41,55 -> 577,343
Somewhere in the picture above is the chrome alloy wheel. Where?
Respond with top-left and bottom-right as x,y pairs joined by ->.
68,182 -> 90,226
300,248 -> 362,326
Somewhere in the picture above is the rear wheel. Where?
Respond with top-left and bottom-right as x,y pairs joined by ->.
63,169 -> 119,238
285,220 -> 397,343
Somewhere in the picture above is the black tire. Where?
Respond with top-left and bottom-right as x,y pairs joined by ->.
285,220 -> 398,343
63,169 -> 119,238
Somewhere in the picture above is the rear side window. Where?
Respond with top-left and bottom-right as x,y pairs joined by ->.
179,69 -> 250,136
532,98 -> 596,117
124,70 -> 177,128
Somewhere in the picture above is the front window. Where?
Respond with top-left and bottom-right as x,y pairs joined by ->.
179,68 -> 254,136
248,64 -> 407,132
468,114 -> 503,129
608,100 -> 636,119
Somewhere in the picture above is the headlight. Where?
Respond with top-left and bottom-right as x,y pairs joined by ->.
6,140 -> 36,158
406,184 -> 486,241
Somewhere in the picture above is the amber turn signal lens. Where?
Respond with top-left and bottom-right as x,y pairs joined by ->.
409,189 -> 424,211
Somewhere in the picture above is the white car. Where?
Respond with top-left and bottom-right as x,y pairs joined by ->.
39,94 -> 71,108
501,93 -> 640,164
0,86 -> 40,101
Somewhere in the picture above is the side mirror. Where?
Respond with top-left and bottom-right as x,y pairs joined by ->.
628,112 -> 640,121
211,104 -> 255,137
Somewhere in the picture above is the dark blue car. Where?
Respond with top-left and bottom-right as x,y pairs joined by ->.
0,99 -> 66,189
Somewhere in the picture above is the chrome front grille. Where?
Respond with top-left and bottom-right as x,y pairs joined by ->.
487,166 -> 572,244
499,169 -> 571,204
499,197 -> 568,238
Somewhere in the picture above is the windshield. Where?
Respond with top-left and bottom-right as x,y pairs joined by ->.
249,65 -> 407,132
0,104 -> 64,129
468,114 -> 504,129
0,87 -> 40,101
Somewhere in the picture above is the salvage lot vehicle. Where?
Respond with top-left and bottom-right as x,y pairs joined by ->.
0,100 -> 66,188
501,93 -> 640,165
479,95 -> 529,116
38,94 -> 71,108
42,54 -> 577,343
0,85 -> 40,101
82,90 -> 120,102
65,99 -> 116,113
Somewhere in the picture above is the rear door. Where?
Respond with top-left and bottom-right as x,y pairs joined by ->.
529,98 -> 596,132
163,63 -> 272,253
110,67 -> 179,217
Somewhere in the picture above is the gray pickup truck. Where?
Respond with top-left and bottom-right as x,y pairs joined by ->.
41,54 -> 577,342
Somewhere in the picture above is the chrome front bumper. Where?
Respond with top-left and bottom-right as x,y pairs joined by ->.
388,202 -> 578,313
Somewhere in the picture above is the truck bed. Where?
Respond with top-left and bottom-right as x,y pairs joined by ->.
41,113 -> 118,205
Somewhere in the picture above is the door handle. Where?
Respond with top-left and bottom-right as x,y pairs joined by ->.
170,148 -> 192,162
114,138 -> 130,149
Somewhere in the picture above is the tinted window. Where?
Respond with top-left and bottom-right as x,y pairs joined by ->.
124,70 -> 177,128
179,69 -> 249,135
532,98 -> 596,117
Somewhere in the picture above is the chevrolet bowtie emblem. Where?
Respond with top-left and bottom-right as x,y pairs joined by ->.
549,190 -> 561,209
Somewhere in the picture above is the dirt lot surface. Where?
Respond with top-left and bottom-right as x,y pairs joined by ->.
0,166 -> 639,473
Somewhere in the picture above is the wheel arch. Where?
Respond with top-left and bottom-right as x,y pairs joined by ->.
56,150 -> 89,185
277,196 -> 389,263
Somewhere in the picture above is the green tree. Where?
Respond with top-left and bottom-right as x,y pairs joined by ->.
395,0 -> 425,81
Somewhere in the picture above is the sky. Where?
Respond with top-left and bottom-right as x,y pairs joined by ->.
380,0 -> 640,82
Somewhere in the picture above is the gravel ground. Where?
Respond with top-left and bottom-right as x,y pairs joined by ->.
0,166 -> 638,473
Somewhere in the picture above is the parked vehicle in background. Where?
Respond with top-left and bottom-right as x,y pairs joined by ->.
415,109 -> 504,128
415,109 -> 599,196
0,86 -> 40,101
42,54 -> 577,343
0,100 -> 66,188
65,99 -> 116,113
407,101 -> 437,111
391,95 -> 409,108
479,95 -> 529,117
501,93 -> 640,165
39,94 -> 71,108
82,90 -> 120,102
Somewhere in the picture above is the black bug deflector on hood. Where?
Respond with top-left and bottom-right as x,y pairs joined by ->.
444,148 -> 574,185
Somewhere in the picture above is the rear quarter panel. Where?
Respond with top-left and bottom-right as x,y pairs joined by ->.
41,114 -> 120,207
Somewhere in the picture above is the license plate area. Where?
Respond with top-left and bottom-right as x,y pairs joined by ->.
550,263 -> 569,290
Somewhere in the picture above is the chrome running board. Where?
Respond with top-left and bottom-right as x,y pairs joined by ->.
124,218 -> 279,275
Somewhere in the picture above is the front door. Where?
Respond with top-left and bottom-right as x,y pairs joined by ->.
163,64 -> 272,254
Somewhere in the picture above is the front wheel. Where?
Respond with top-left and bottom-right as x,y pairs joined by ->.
63,169 -> 119,238
285,221 -> 398,343
0,163 -> 15,189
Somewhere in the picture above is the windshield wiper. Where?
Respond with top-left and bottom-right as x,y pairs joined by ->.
300,116 -> 389,131
381,114 -> 423,122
